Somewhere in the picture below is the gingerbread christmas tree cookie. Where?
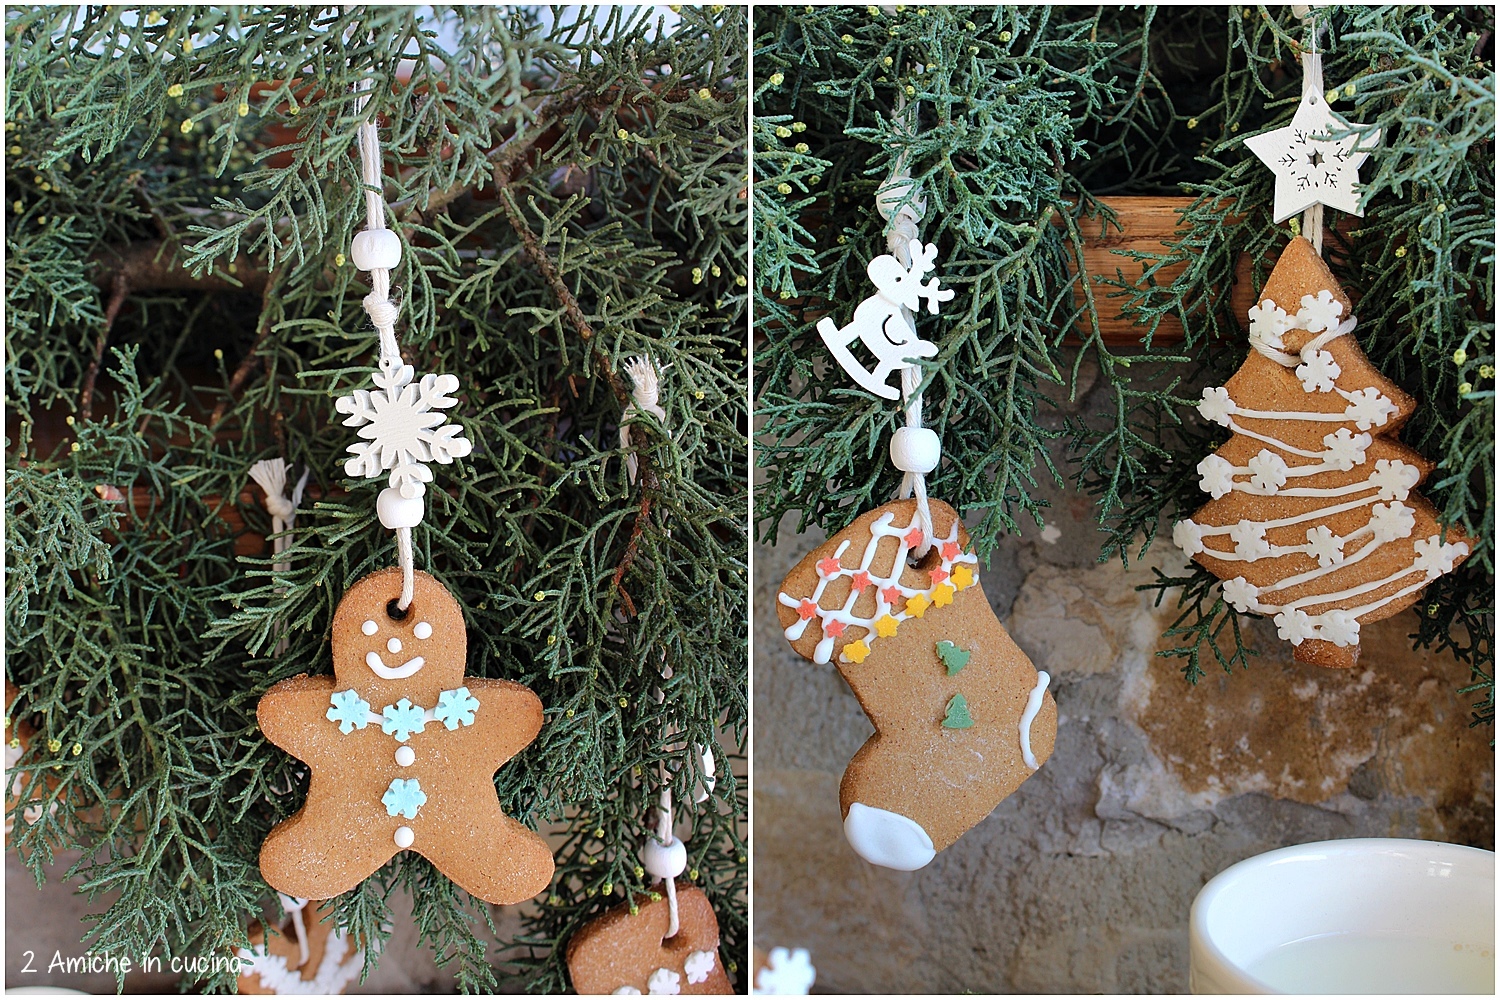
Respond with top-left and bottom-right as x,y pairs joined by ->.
776,498 -> 1056,870
1173,237 -> 1470,668
257,567 -> 554,905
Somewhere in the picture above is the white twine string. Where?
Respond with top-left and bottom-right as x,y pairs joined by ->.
621,356 -> 687,940
348,6 -> 414,610
879,83 -> 936,557
1300,9 -> 1326,257
276,892 -> 311,969
1250,313 -> 1358,368
248,459 -> 310,656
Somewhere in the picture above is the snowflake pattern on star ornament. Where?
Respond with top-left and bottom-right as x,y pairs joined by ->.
335,363 -> 473,499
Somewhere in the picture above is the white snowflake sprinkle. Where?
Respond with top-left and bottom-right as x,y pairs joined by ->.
1296,289 -> 1344,334
1247,298 -> 1292,347
1343,387 -> 1398,430
1246,449 -> 1289,493
647,967 -> 681,996
1173,519 -> 1205,558
1304,525 -> 1344,568
1318,610 -> 1361,647
683,951 -> 716,985
1367,502 -> 1415,543
1274,608 -> 1317,645
1369,459 -> 1420,501
1228,520 -> 1271,560
1321,428 -> 1370,471
1412,536 -> 1468,579
1296,348 -> 1341,393
1197,454 -> 1236,499
1221,577 -> 1260,613
1197,386 -> 1236,426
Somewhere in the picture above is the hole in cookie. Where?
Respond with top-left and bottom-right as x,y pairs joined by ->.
906,546 -> 943,573
386,598 -> 411,622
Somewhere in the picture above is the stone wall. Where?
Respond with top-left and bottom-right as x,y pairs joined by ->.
753,489 -> 1493,993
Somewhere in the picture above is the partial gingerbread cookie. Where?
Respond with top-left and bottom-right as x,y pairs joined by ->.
1174,237 -> 1470,668
237,897 -> 363,996
566,884 -> 732,995
257,567 -> 554,904
775,499 -> 1055,870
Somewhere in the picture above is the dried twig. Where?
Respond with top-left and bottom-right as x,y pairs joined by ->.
210,269 -> 282,428
79,271 -> 131,421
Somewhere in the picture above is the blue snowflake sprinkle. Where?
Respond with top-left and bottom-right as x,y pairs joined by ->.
326,689 -> 372,734
433,686 -> 480,731
381,698 -> 427,742
381,778 -> 426,819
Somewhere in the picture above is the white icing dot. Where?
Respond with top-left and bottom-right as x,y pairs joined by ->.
395,746 -> 415,767
414,621 -> 433,640
361,619 -> 378,636
386,636 -> 403,654
394,825 -> 414,849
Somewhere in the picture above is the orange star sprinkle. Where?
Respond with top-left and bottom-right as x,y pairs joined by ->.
880,586 -> 904,605
850,570 -> 871,591
903,527 -> 924,549
941,541 -> 960,561
817,556 -> 842,577
929,567 -> 949,586
798,599 -> 819,620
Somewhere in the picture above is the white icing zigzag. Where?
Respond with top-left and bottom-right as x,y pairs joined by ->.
776,511 -> 979,665
1174,292 -> 1469,648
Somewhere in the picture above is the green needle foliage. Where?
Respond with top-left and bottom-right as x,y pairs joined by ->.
753,6 -> 1492,726
6,4 -> 746,993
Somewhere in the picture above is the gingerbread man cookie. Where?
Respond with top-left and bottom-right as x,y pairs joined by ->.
566,884 -> 732,995
257,568 -> 554,905
776,498 -> 1056,870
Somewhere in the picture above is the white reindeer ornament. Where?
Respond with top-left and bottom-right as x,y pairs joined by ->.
817,238 -> 954,399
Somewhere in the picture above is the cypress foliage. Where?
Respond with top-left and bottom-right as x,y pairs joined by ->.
6,5 -> 747,992
753,5 -> 1492,726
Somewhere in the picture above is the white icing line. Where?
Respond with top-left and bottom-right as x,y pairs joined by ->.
1019,671 -> 1050,770
365,651 -> 425,679
777,513 -> 977,665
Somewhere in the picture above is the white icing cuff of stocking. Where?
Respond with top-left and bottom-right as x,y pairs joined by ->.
843,802 -> 935,870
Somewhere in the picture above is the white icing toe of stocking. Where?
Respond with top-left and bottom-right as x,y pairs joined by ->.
843,802 -> 935,870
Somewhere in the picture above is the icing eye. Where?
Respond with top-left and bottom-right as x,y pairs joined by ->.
387,637 -> 402,654
413,622 -> 433,640
361,620 -> 378,636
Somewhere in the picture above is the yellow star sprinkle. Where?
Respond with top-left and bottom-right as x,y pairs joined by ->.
951,564 -> 975,590
843,639 -> 871,664
931,583 -> 956,608
905,593 -> 931,618
874,614 -> 899,638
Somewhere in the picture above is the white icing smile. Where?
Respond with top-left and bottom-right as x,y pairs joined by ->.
365,650 -> 425,679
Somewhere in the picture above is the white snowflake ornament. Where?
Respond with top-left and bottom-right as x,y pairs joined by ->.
335,363 -> 473,500
1243,84 -> 1381,223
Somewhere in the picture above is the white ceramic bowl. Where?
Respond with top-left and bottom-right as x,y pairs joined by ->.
1190,837 -> 1495,994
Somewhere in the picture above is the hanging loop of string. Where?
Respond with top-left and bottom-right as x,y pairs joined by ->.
346,7 -> 417,610
1299,8 -> 1327,257
621,357 -> 690,940
878,78 -> 936,557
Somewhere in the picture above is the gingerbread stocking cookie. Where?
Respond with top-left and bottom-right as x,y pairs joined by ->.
776,499 -> 1055,870
566,884 -> 732,995
257,567 -> 554,905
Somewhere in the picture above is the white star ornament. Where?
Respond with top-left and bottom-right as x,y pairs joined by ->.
1243,89 -> 1381,223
